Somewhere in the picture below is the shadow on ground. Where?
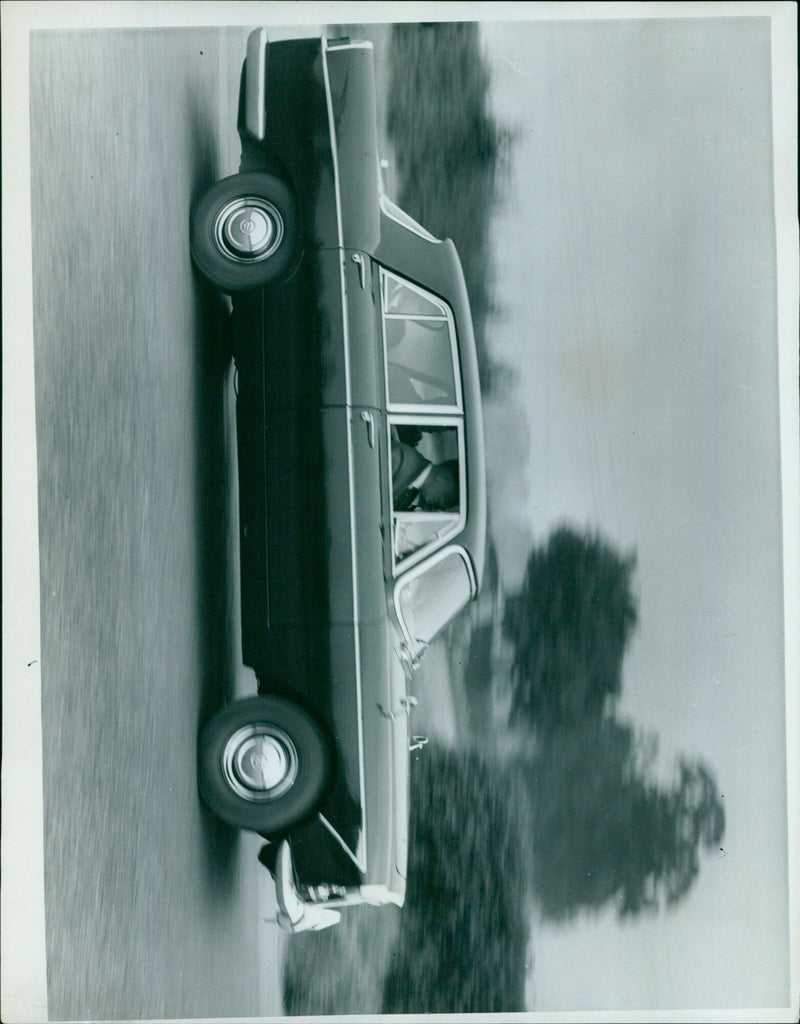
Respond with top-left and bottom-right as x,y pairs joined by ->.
187,93 -> 240,874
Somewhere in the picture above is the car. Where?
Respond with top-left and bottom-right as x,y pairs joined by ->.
190,28 -> 486,932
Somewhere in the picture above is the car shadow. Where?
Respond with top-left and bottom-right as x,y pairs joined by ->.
187,92 -> 240,876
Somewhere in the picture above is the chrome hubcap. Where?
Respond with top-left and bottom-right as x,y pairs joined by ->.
214,197 -> 284,263
221,724 -> 298,802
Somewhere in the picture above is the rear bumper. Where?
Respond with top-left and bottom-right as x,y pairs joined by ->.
244,27 -> 268,140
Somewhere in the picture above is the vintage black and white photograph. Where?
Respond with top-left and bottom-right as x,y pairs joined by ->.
2,1 -> 798,1020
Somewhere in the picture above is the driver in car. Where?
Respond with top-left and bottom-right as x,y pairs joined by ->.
391,426 -> 458,512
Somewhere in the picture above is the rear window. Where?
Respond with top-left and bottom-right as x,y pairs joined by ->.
381,270 -> 462,413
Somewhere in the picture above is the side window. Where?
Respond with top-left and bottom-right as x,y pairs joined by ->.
389,418 -> 464,569
384,276 -> 442,317
381,270 -> 461,412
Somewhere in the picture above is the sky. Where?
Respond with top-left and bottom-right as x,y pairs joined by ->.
478,10 -> 796,1013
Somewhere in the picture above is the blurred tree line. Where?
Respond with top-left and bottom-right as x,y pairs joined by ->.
503,525 -> 725,920
378,24 -> 528,1011
504,526 -> 639,727
386,22 -> 513,393
527,719 -> 725,919
377,19 -> 725,1012
384,743 -> 530,1013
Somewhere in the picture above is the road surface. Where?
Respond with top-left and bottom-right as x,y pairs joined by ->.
29,26 -> 286,1020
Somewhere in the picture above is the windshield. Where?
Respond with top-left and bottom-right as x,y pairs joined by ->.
395,549 -> 474,652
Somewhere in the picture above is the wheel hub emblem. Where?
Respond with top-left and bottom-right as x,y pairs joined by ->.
221,724 -> 298,802
214,196 -> 284,264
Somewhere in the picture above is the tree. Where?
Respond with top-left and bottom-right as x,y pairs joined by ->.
654,759 -> 726,909
525,719 -> 725,920
503,525 -> 639,729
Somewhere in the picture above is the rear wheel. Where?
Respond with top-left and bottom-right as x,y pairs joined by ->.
198,695 -> 331,834
190,172 -> 297,292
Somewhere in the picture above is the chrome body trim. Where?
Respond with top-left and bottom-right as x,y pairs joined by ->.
319,813 -> 367,873
244,28 -> 268,140
320,36 -> 369,869
380,193 -> 439,242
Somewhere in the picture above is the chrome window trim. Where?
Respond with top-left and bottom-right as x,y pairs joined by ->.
380,194 -> 439,242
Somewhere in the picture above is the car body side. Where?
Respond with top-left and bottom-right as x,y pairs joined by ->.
193,32 -> 486,927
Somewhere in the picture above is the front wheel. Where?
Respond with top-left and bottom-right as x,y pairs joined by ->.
198,695 -> 331,834
190,173 -> 297,292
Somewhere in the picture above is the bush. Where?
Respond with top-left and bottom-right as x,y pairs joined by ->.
383,743 -> 530,1013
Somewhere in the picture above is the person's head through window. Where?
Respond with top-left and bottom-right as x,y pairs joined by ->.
417,458 -> 459,511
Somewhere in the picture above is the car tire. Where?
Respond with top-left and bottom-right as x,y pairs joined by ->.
198,695 -> 331,834
190,173 -> 297,292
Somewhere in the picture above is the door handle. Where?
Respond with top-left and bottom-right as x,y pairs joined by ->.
360,409 -> 375,448
351,252 -> 367,290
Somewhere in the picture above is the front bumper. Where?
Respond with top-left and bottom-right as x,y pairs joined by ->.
271,837 -> 405,933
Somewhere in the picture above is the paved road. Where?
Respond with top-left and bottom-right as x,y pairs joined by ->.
29,26 -> 288,1020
